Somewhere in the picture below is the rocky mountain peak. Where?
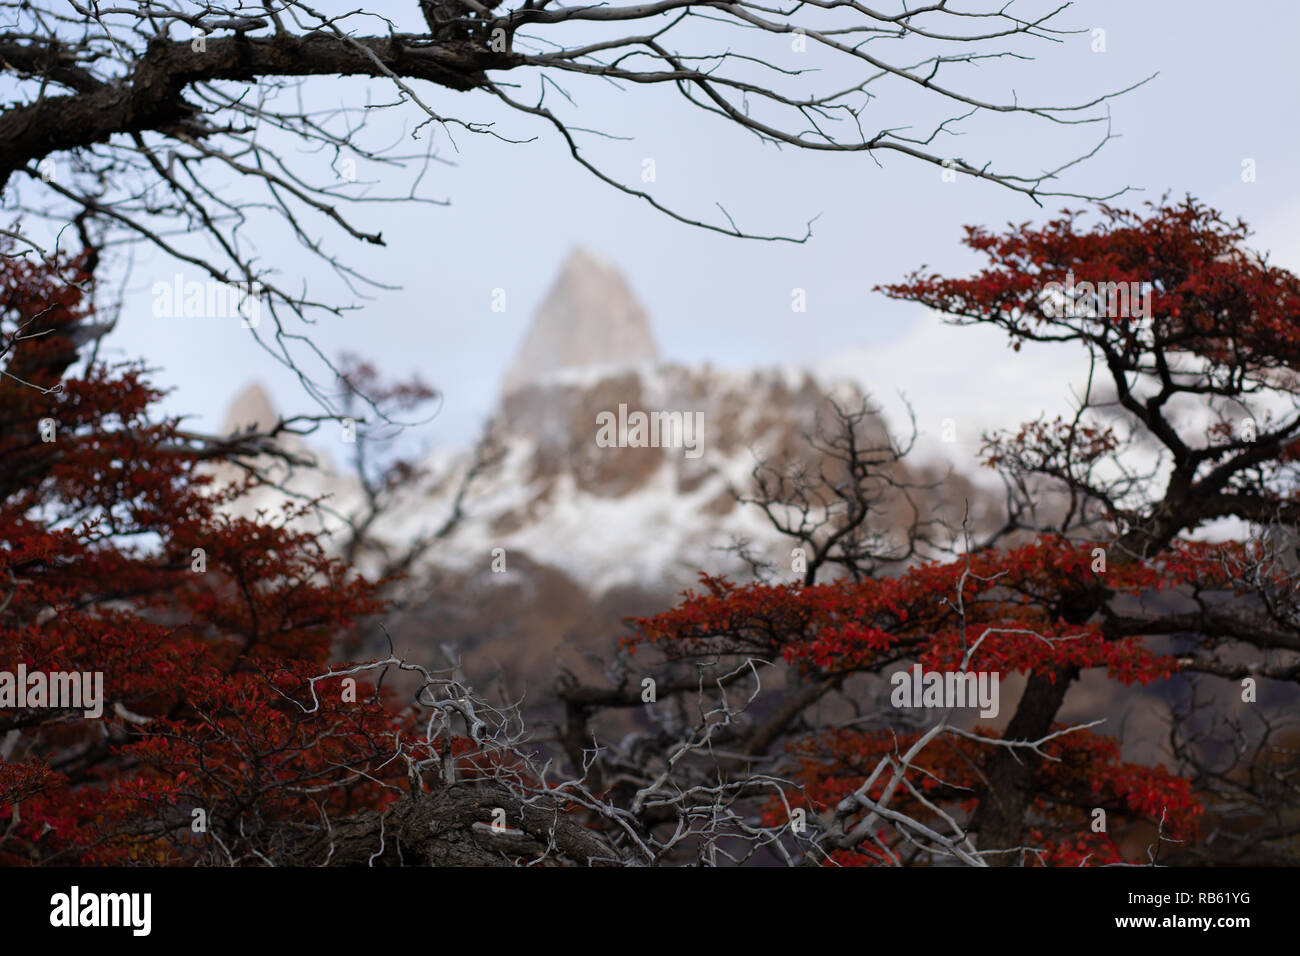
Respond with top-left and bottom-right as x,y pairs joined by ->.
222,381 -> 277,435
500,246 -> 659,395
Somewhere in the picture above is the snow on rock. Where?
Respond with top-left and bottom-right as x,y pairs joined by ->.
209,250 -> 990,603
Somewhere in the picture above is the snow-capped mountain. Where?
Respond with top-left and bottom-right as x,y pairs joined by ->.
213,248 -> 996,686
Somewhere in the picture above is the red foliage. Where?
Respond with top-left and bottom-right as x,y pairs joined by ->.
627,537 -> 1220,863
629,534 -> 1208,685
763,725 -> 1200,867
0,246 -> 413,864
875,196 -> 1300,376
627,197 -> 1300,865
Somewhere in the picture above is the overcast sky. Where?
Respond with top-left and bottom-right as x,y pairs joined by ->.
95,0 -> 1300,467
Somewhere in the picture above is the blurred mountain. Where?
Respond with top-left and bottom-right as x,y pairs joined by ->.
211,248 -> 995,689
221,382 -> 278,435
501,246 -> 660,396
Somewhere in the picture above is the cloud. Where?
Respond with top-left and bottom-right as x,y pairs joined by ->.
817,309 -> 1095,473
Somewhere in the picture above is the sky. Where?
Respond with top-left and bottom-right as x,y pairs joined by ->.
88,0 -> 1300,468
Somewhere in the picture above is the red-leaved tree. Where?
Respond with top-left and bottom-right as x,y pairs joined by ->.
561,197 -> 1299,866
0,241 -> 413,863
